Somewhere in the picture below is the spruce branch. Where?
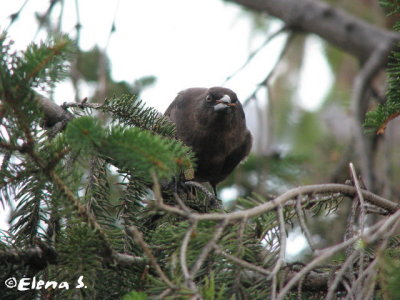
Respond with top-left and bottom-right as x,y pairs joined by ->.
10,125 -> 125,268
364,1 -> 400,133
47,169 -> 115,255
65,116 -> 194,180
101,95 -> 176,137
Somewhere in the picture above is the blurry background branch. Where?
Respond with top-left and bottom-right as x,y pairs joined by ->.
227,0 -> 400,63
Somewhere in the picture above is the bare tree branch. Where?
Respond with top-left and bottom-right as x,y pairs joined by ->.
269,206 -> 287,279
350,46 -> 391,190
227,0 -> 399,63
349,163 -> 366,281
295,196 -> 315,252
276,207 -> 400,299
243,32 -> 295,105
35,94 -> 74,127
189,220 -> 228,278
223,25 -> 290,84
180,221 -> 198,291
214,245 -> 271,276
326,250 -> 359,300
190,184 -> 398,222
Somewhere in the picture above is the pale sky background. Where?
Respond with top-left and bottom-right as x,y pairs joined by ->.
1,0 -> 332,112
0,0 -> 332,253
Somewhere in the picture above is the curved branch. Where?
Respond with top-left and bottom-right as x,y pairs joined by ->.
276,208 -> 400,299
351,46 -> 391,189
227,0 -> 399,63
35,94 -> 74,127
189,183 -> 398,221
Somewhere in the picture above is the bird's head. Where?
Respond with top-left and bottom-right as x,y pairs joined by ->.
204,87 -> 239,112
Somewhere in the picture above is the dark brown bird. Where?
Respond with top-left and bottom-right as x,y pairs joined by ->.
165,87 -> 252,196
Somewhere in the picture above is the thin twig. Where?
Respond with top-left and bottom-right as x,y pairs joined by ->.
275,208 -> 400,300
152,171 -> 164,207
325,250 -> 359,300
5,0 -> 30,31
74,0 -> 82,41
269,206 -> 286,279
214,245 -> 271,276
127,225 -> 176,289
297,275 -> 305,300
270,206 -> 287,300
271,273 -> 278,300
353,257 -> 379,299
351,46 -> 391,189
156,288 -> 173,299
189,184 -> 398,222
173,192 -> 192,214
243,32 -> 296,106
237,217 -> 247,256
190,220 -> 228,278
295,196 -> 315,252
112,252 -> 146,266
364,204 -> 388,215
349,162 -> 366,281
180,220 -> 198,290
150,174 -> 192,218
61,100 -> 101,110
352,215 -> 400,298
33,0 -> 60,40
343,281 -> 355,300
223,25 -> 289,84
104,0 -> 121,51
344,196 -> 358,283
154,184 -> 398,223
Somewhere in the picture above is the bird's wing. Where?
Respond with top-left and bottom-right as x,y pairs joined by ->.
220,130 -> 252,179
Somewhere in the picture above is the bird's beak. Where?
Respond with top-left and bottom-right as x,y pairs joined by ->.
214,95 -> 236,111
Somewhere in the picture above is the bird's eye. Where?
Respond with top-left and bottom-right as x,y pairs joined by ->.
206,95 -> 212,102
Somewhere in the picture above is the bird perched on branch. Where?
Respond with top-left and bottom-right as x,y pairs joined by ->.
165,87 -> 252,196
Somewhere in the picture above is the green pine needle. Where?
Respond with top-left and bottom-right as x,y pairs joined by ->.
65,116 -> 194,180
364,1 -> 400,133
101,95 -> 176,137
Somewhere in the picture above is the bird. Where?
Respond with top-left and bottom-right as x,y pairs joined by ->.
164,87 -> 252,196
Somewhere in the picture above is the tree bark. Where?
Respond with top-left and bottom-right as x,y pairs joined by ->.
36,94 -> 74,127
227,0 -> 400,63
